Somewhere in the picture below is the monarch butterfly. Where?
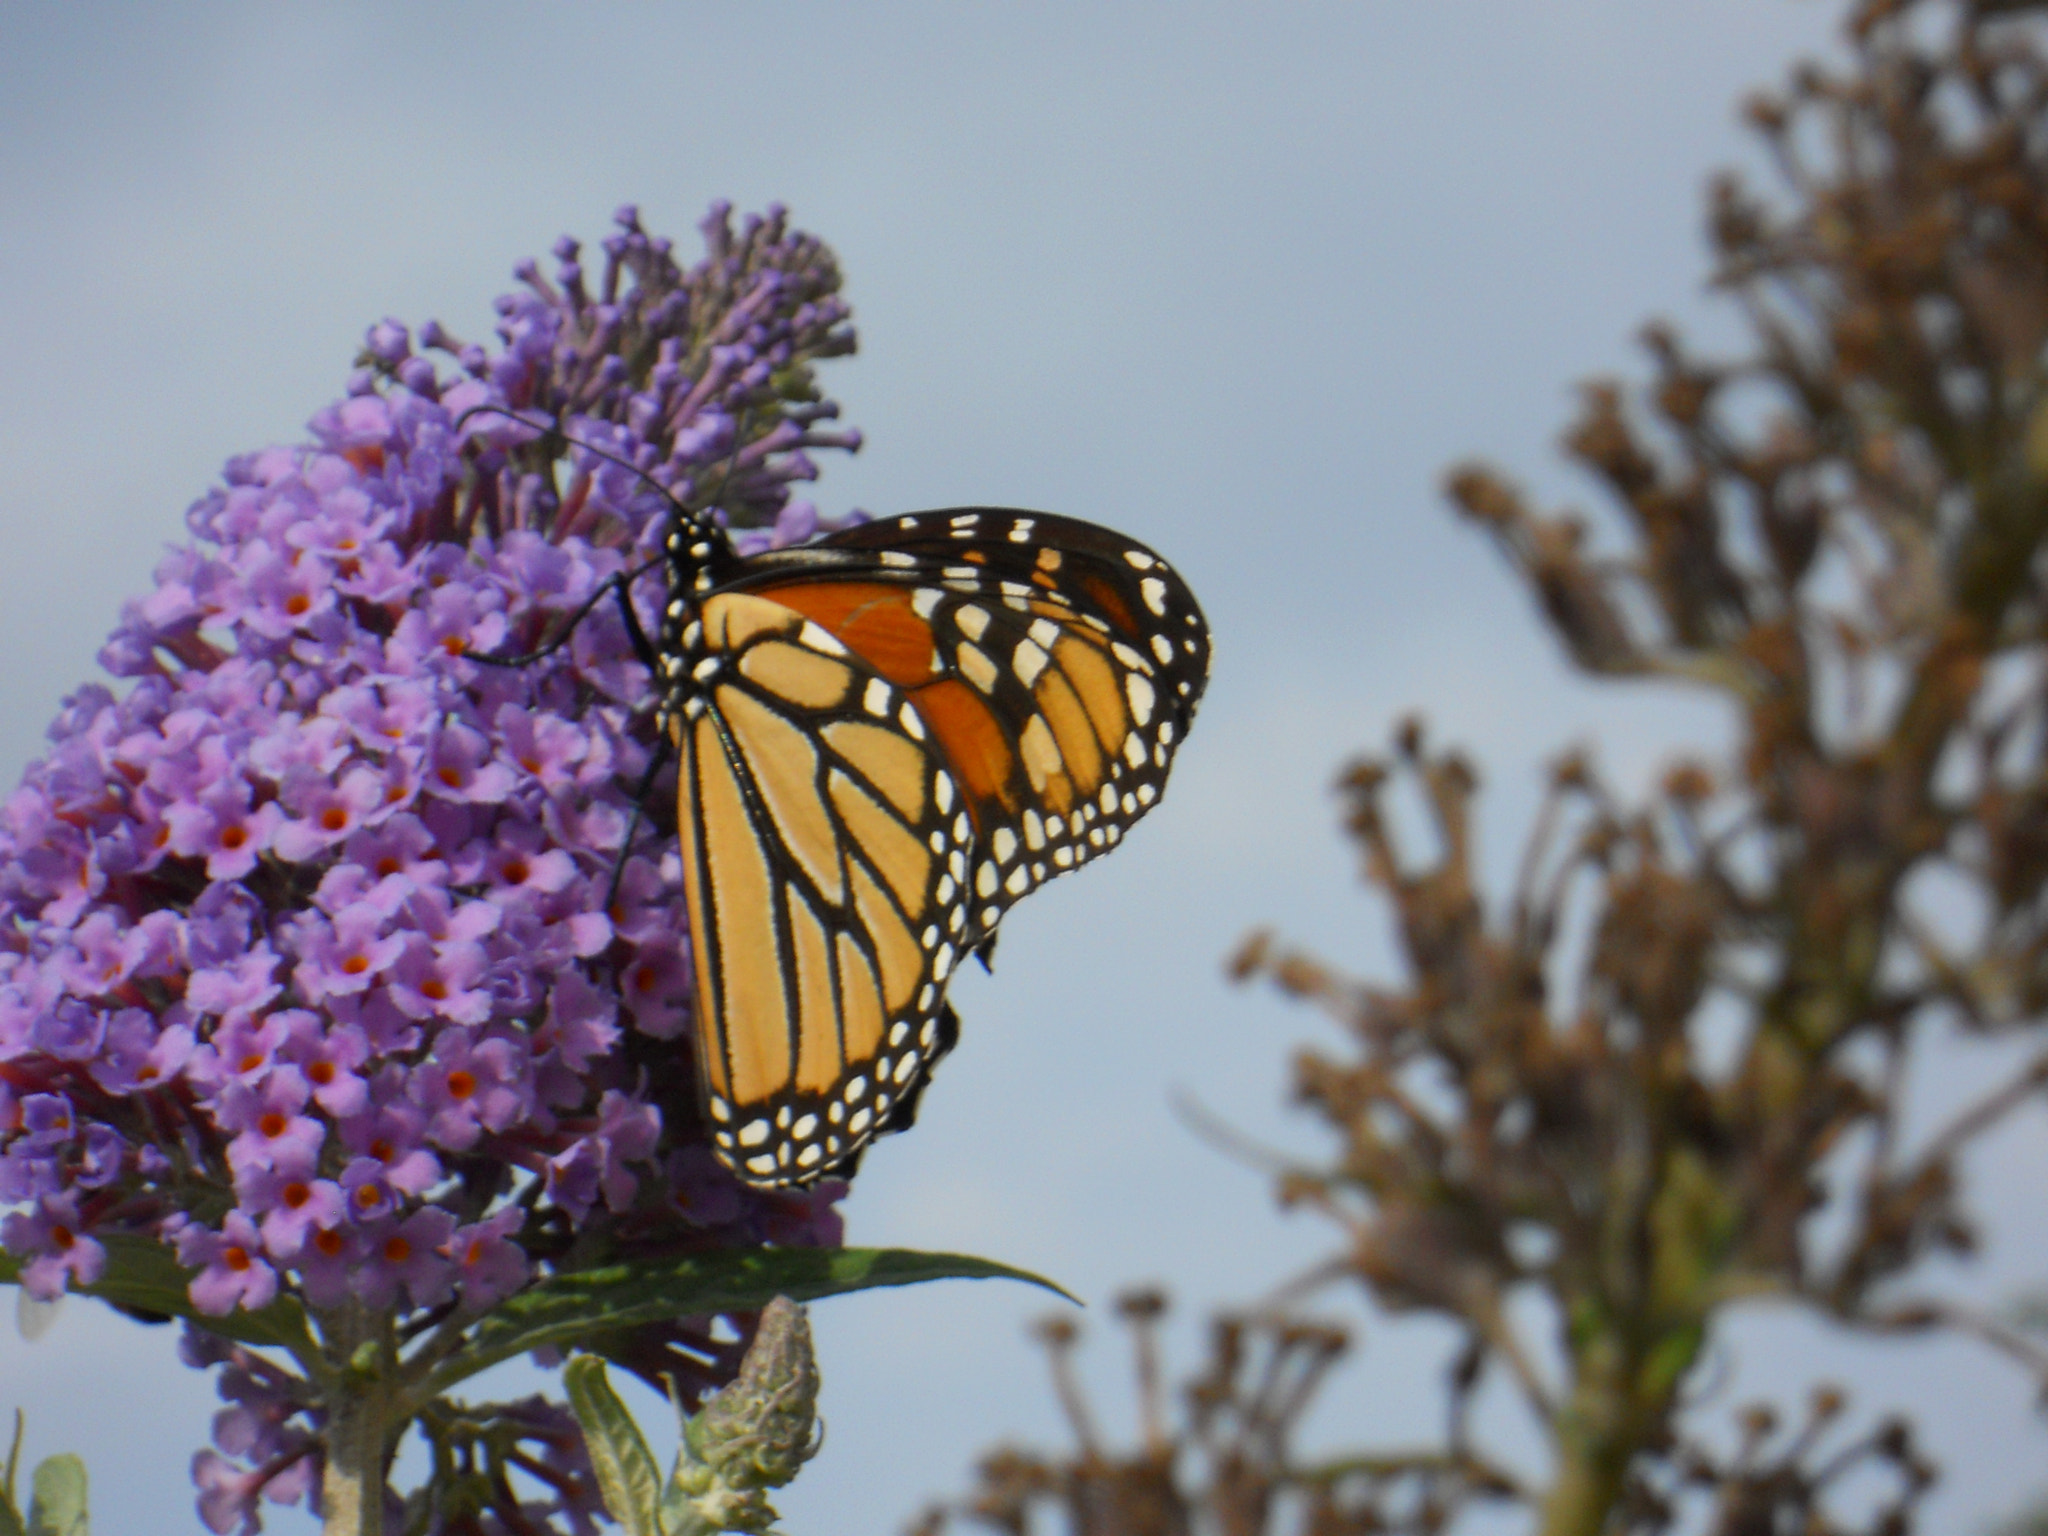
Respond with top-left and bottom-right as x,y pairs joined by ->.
490,466 -> 1210,1187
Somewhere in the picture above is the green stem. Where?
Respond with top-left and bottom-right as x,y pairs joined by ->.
1536,1346 -> 1636,1536
319,1315 -> 397,1536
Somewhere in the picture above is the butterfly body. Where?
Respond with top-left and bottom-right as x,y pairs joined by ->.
650,506 -> 1209,1186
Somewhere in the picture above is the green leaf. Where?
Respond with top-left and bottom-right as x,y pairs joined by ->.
423,1246 -> 1070,1398
0,1236 -> 319,1368
24,1455 -> 86,1536
564,1356 -> 665,1536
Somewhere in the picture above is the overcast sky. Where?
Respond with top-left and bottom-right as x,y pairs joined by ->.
3,5 -> 2043,1534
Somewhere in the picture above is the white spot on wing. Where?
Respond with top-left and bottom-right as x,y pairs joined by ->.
1126,673 -> 1156,725
800,621 -> 848,656
1013,639 -> 1049,687
958,642 -> 999,693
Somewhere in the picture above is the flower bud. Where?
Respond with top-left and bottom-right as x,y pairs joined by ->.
667,1297 -> 821,1536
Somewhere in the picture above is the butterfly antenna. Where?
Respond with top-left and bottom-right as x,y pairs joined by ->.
455,398 -> 774,554
453,401 -> 702,535
701,405 -> 755,529
454,401 -> 718,670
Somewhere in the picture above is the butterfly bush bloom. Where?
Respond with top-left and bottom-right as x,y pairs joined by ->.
0,204 -> 859,1530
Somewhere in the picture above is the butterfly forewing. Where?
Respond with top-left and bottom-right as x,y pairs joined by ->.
668,508 -> 1210,1186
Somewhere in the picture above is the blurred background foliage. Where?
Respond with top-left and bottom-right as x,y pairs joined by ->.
914,3 -> 2048,1533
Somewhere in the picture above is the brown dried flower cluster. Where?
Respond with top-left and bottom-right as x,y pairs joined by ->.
919,3 -> 2048,1534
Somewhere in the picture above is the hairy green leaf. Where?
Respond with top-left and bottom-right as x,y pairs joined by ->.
25,1454 -> 86,1536
0,1237 -> 318,1368
422,1246 -> 1070,1398
564,1356 -> 665,1536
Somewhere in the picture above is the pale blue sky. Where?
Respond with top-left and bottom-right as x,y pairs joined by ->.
2,5 -> 2041,1533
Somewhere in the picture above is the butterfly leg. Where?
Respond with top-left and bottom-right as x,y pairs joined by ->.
603,732 -> 675,911
468,556 -> 664,669
610,565 -> 660,674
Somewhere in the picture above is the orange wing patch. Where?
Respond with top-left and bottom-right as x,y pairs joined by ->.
757,582 -> 939,686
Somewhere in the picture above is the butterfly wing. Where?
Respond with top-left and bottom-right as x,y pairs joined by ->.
677,508 -> 1210,1186
728,509 -> 1211,897
673,589 -> 978,1185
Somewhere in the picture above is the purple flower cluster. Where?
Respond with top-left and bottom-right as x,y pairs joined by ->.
0,204 -> 862,1528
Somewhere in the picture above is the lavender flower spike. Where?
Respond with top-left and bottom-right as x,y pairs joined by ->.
0,203 -> 859,1530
